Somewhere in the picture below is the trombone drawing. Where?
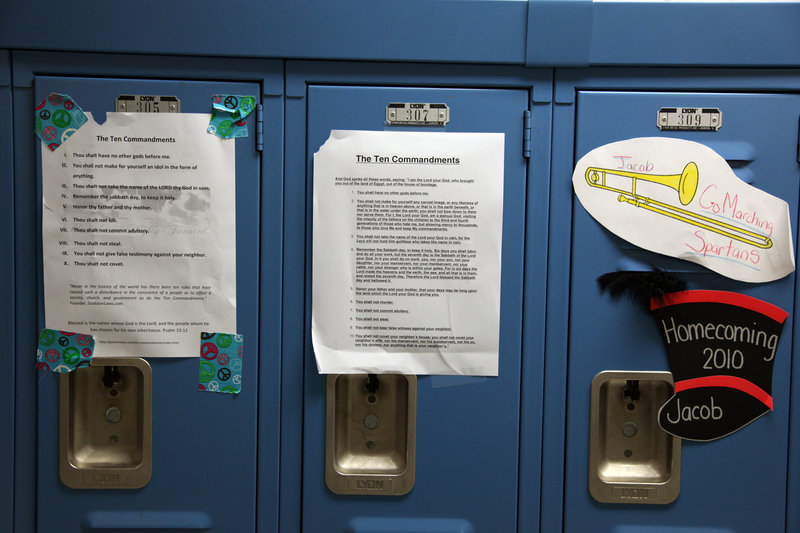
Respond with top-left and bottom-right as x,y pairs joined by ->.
584,162 -> 773,249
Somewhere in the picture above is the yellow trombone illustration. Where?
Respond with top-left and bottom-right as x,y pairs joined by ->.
584,163 -> 773,249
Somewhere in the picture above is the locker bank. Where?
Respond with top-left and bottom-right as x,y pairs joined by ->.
2,2 -> 800,532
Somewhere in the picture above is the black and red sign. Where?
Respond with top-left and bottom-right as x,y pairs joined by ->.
651,290 -> 787,441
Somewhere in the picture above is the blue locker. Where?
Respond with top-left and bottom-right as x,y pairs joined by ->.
281,62 -> 553,533
11,52 -> 284,532
543,71 -> 800,533
1,4 -> 799,533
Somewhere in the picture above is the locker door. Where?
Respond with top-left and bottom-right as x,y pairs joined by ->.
302,85 -> 528,532
33,76 -> 261,532
565,91 -> 800,532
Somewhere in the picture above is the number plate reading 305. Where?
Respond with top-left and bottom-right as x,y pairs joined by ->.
386,103 -> 449,126
657,107 -> 721,131
116,95 -> 180,113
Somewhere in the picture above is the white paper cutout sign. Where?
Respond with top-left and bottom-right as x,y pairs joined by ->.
572,137 -> 795,283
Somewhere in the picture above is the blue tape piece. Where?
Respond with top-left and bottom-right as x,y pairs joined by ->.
34,93 -> 89,152
207,95 -> 256,139
36,328 -> 94,373
198,332 -> 243,394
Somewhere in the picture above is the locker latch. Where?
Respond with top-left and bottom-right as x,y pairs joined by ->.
623,379 -> 641,402
365,373 -> 379,394
102,365 -> 121,390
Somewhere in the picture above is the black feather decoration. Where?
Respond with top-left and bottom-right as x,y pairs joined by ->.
597,269 -> 688,311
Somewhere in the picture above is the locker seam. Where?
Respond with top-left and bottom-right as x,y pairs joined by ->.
538,73 -> 572,533
785,128 -> 800,532
7,50 -> 17,533
516,91 -> 532,533
13,59 -> 38,533
255,79 -> 263,533
299,76 -> 310,533
560,86 -> 578,533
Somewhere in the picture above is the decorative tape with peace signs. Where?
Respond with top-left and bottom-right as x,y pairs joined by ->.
34,93 -> 89,152
37,328 -> 95,373
207,94 -> 257,140
198,331 -> 243,394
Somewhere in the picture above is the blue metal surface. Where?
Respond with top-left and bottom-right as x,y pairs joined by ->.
2,2 -> 800,67
10,52 -> 283,532
527,2 -> 800,67
539,84 -> 575,533
547,70 -> 800,533
517,75 -> 554,533
0,49 -> 15,533
585,2 -> 800,67
527,0 -> 593,66
12,54 -> 39,533
256,67 -> 285,533
345,516 -> 474,533
0,1 -> 528,65
82,510 -> 214,530
788,111 -> 800,533
282,61 -> 552,533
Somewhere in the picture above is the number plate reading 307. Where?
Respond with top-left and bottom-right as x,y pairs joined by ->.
657,107 -> 721,131
386,103 -> 449,126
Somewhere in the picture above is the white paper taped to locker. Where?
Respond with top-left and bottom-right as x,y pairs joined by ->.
572,137 -> 795,283
311,130 -> 504,375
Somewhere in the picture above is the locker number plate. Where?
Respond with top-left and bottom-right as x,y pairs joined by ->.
386,103 -> 449,126
657,107 -> 721,131
116,95 -> 180,113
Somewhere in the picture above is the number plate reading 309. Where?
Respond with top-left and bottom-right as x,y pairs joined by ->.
386,103 -> 449,126
657,107 -> 721,131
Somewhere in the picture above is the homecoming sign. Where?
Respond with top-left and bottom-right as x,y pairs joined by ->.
651,290 -> 788,441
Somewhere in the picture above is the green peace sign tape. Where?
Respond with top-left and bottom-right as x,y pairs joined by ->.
198,331 -> 243,394
34,93 -> 88,152
62,346 -> 80,364
199,361 -> 215,383
217,334 -> 232,348
52,109 -> 72,128
240,96 -> 256,114
36,328 -> 94,373
39,329 -> 55,346
218,120 -> 234,136
208,94 -> 256,140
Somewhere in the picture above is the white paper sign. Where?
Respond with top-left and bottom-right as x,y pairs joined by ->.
312,130 -> 504,375
573,137 -> 795,283
42,113 -> 236,357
